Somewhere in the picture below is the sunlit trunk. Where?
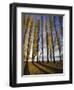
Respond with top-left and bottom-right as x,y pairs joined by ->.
23,16 -> 30,62
49,15 -> 55,62
32,16 -> 38,62
46,16 -> 49,62
27,16 -> 34,62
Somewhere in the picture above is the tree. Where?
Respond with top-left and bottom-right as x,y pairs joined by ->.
54,16 -> 62,61
27,16 -> 34,61
23,15 -> 30,62
49,15 -> 55,62
32,19 -> 38,62
46,16 -> 49,62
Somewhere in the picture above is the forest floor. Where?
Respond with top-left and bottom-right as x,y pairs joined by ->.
24,61 -> 63,75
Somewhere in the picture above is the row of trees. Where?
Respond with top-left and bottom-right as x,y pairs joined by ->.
22,14 -> 63,62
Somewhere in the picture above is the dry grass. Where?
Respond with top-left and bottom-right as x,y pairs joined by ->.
24,61 -> 63,75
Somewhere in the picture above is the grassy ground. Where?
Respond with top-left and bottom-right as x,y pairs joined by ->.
24,61 -> 63,75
